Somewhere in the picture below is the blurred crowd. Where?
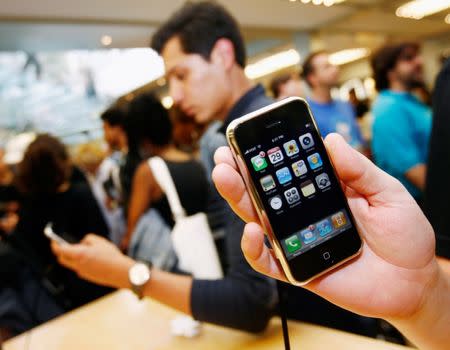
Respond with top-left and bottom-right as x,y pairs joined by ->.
0,0 -> 449,346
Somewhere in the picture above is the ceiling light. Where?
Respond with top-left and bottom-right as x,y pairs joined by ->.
301,0 -> 311,3
329,48 -> 370,66
396,0 -> 450,20
312,0 -> 323,5
101,35 -> 112,46
161,96 -> 173,109
245,49 -> 301,79
324,0 -> 335,7
446,14 -> 450,23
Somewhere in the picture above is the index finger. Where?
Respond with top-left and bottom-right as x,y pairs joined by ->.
213,147 -> 260,224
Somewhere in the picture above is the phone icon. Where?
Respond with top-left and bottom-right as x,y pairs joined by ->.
292,159 -> 308,177
307,153 -> 323,170
251,154 -> 268,171
268,147 -> 284,164
285,235 -> 302,253
260,175 -> 276,192
299,133 -> 314,149
276,167 -> 292,185
283,140 -> 299,157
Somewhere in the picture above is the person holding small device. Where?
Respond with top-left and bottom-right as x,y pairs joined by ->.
51,1 -> 380,337
0,134 -> 111,336
212,132 -> 450,350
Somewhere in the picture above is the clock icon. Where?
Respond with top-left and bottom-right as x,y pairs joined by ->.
269,196 -> 283,210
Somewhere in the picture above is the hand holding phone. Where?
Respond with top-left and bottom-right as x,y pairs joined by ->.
214,118 -> 440,331
44,222 -> 69,245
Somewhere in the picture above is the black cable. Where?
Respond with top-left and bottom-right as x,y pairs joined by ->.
277,280 -> 291,350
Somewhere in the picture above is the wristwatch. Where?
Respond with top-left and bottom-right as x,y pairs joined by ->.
128,261 -> 152,299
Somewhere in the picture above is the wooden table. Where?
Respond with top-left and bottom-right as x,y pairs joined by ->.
4,290 -> 413,350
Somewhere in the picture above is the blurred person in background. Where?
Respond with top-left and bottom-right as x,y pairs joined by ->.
348,88 -> 372,147
99,106 -> 127,211
101,105 -> 128,154
348,88 -> 369,120
0,148 -> 20,237
301,51 -> 366,152
411,82 -> 432,107
424,57 -> 450,260
170,106 -> 205,154
0,134 -> 111,337
118,92 -> 208,253
73,142 -> 126,245
371,42 -> 431,203
52,1 -> 379,338
269,72 -> 304,100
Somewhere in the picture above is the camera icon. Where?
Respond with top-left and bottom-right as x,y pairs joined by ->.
299,133 -> 314,149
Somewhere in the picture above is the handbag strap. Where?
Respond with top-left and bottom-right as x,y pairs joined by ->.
148,157 -> 186,221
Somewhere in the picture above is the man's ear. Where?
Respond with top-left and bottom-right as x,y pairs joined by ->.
210,38 -> 236,71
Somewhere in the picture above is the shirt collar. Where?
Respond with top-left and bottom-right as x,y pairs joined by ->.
218,84 -> 266,134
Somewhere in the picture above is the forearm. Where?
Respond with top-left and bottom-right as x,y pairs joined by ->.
389,266 -> 450,350
114,261 -> 193,315
142,269 -> 193,315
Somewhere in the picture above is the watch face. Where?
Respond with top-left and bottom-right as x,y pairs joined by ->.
130,263 -> 150,285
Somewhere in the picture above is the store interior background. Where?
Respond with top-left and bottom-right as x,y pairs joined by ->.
1,0 -> 449,144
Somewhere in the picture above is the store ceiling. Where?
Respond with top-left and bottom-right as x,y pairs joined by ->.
0,0 -> 449,52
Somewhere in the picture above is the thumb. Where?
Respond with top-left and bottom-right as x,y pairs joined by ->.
324,133 -> 409,204
82,234 -> 105,245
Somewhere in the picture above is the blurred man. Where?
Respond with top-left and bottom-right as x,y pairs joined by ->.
52,1 -> 378,337
269,72 -> 304,100
371,43 -> 431,202
101,106 -> 127,153
301,51 -> 365,151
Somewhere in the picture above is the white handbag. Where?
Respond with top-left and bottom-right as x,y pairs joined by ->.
148,157 -> 223,279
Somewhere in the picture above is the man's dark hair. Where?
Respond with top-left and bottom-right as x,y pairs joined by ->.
269,73 -> 293,98
371,42 -> 420,92
301,50 -> 327,87
124,92 -> 173,153
100,106 -> 126,127
151,1 -> 246,67
16,134 -> 70,195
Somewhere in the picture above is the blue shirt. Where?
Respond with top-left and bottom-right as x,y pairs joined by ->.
307,98 -> 365,149
372,90 -> 432,199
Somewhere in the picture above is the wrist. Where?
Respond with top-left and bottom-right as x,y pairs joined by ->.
115,255 -> 135,289
389,262 -> 450,349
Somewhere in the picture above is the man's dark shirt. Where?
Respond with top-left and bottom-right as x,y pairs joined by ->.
424,58 -> 450,258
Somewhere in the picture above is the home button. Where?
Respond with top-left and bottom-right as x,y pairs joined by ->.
322,251 -> 331,260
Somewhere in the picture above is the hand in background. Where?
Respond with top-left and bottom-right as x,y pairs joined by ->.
52,234 -> 134,289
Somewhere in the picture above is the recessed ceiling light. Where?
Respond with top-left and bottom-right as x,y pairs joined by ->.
329,48 -> 370,66
245,49 -> 301,79
446,14 -> 450,24
101,35 -> 112,46
396,0 -> 450,20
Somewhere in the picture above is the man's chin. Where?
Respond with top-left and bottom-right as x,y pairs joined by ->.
194,113 -> 213,125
